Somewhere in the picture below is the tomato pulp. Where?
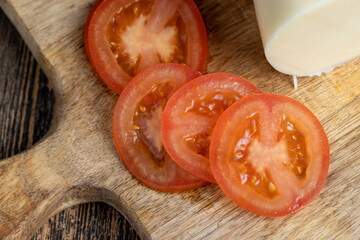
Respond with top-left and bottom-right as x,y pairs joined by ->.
85,0 -> 208,94
113,64 -> 207,192
162,73 -> 261,183
210,93 -> 329,216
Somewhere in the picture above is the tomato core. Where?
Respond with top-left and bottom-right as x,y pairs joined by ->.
107,0 -> 188,77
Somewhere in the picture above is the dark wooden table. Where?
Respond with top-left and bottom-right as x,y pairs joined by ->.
0,8 -> 140,240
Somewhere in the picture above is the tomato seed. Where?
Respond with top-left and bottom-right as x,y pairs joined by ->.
251,176 -> 257,185
138,105 -> 146,113
252,120 -> 257,132
268,182 -> 276,193
234,150 -> 244,158
133,4 -> 140,15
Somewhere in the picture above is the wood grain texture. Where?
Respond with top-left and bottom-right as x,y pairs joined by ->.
0,9 -> 140,240
32,202 -> 140,240
0,11 -> 53,160
0,0 -> 359,239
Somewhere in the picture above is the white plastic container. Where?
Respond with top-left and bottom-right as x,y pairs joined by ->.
253,0 -> 360,77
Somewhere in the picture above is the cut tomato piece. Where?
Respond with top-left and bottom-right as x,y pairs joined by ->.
113,63 -> 207,192
85,0 -> 208,94
210,93 -> 330,216
161,73 -> 261,183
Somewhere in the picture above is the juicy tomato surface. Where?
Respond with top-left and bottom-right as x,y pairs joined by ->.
210,93 -> 329,217
161,73 -> 261,183
85,0 -> 208,94
113,63 -> 207,192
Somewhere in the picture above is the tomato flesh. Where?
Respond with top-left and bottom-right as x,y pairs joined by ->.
183,91 -> 242,158
185,91 -> 242,118
113,64 -> 207,192
229,113 -> 308,199
230,112 -> 278,199
162,73 -> 262,183
278,114 -> 307,178
210,93 -> 329,216
85,0 -> 208,94
132,82 -> 175,162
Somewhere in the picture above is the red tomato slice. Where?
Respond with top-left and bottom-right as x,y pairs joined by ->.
210,93 -> 330,217
113,63 -> 207,192
161,73 -> 262,183
85,0 -> 208,94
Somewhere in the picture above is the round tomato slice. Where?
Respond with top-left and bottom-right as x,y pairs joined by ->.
85,0 -> 208,94
113,63 -> 207,192
161,73 -> 261,183
210,93 -> 330,217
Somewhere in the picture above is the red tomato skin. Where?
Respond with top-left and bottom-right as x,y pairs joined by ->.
210,93 -> 330,217
180,0 -> 209,72
85,0 -> 208,94
84,0 -> 123,90
162,73 -> 261,183
113,63 -> 207,193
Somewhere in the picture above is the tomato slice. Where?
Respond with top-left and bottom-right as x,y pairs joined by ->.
210,93 -> 330,216
85,0 -> 208,94
113,63 -> 207,192
161,73 -> 261,183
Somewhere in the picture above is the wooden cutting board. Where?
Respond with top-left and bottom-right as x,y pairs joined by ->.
0,0 -> 359,239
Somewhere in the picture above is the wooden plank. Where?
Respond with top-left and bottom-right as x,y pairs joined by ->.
0,0 -> 359,239
0,8 -> 140,239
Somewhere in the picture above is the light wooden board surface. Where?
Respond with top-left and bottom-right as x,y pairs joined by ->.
0,0 -> 359,239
